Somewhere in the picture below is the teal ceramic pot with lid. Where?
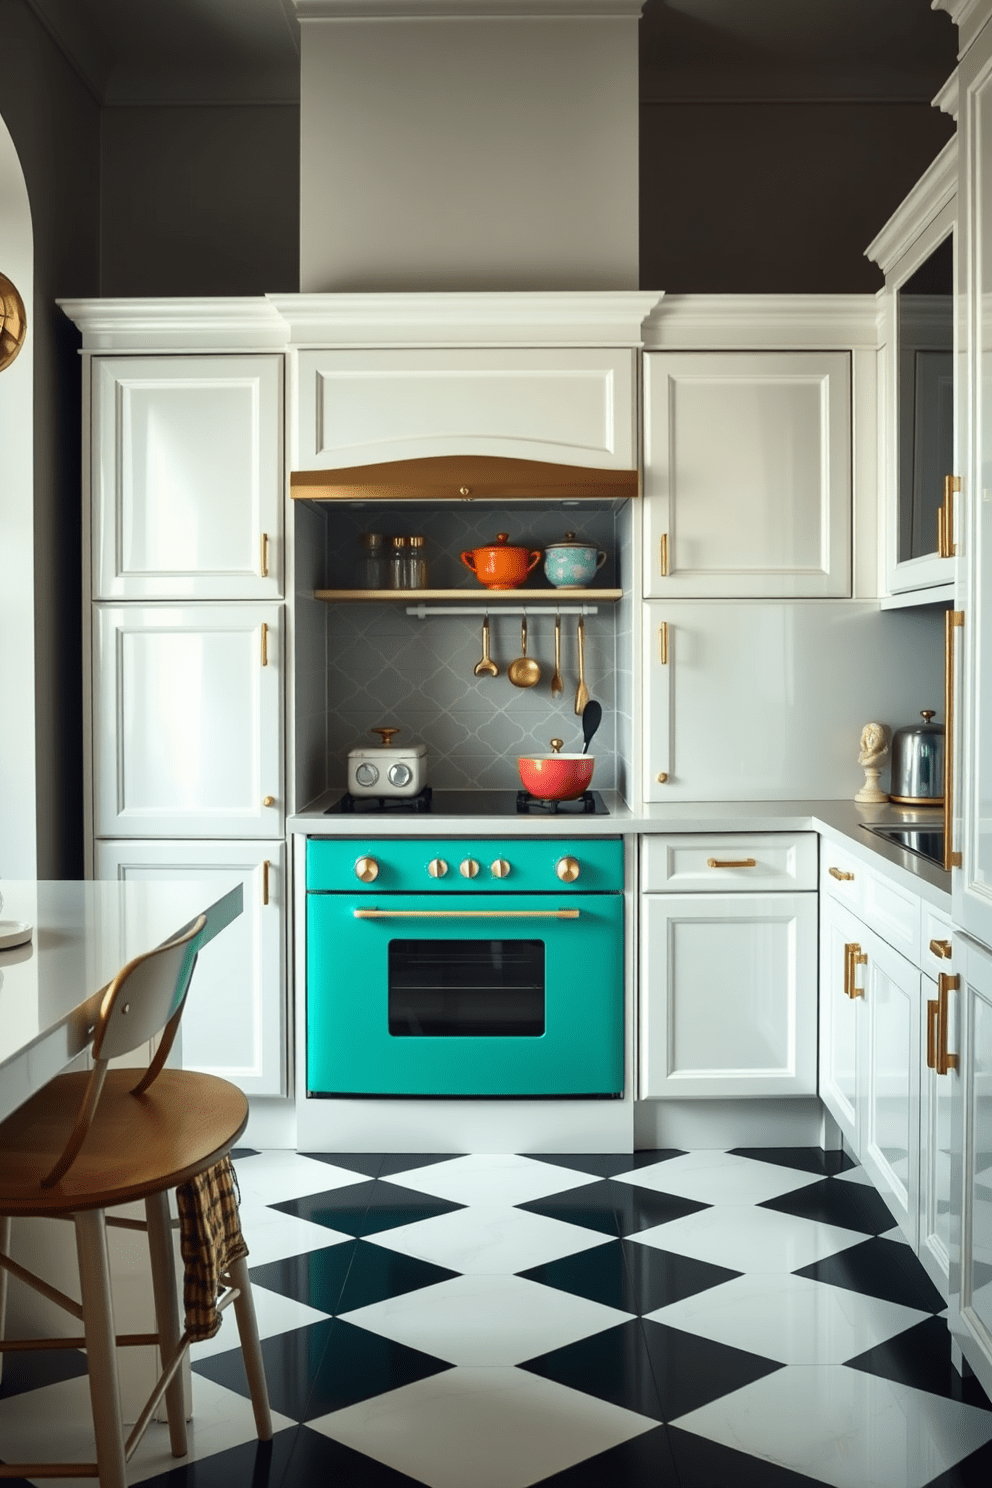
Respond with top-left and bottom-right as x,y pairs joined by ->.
543,533 -> 608,589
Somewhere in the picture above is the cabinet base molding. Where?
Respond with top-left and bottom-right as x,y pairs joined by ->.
634,1097 -> 825,1152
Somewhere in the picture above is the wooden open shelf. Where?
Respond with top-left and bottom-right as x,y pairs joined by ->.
313,588 -> 623,602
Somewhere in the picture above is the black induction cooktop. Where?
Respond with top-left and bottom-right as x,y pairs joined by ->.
325,788 -> 610,817
861,822 -> 945,868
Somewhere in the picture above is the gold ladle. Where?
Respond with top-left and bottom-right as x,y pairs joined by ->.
507,617 -> 541,688
474,615 -> 499,678
550,614 -> 564,698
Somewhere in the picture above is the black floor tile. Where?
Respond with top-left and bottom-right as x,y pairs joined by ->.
520,1235 -> 739,1315
271,1180 -> 462,1237
0,1345 -> 89,1398
526,1153 -> 676,1179
376,1154 -> 460,1178
230,1146 -> 261,1161
137,1433 -> 294,1488
922,1435 -> 992,1487
622,1241 -> 742,1313
627,1150 -> 685,1170
667,1425 -> 829,1488
249,1243 -> 356,1313
844,1315 -> 992,1410
279,1423 -> 427,1486
336,1238 -> 460,1313
641,1319 -> 783,1421
529,1423 -> 681,1485
518,1180 -> 708,1238
728,1146 -> 856,1177
761,1175 -> 896,1234
193,1317 -> 450,1420
521,1320 -> 666,1422
794,1235 -> 946,1312
299,1153 -> 384,1178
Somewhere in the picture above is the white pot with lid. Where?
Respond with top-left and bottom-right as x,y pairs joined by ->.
348,727 -> 428,798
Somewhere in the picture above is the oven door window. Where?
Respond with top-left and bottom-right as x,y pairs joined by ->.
388,938 -> 545,1037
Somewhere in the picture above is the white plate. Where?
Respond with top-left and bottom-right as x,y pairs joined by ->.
0,921 -> 33,950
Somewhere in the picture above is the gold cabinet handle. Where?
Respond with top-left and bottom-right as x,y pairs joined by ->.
660,622 -> 668,666
944,610 -> 964,870
844,942 -> 866,999
354,908 -> 580,919
660,533 -> 669,577
262,859 -> 270,905
936,972 -> 959,1074
656,772 -> 669,783
261,621 -> 268,667
929,938 -> 953,960
938,476 -> 960,559
262,795 -> 275,807
926,997 -> 939,1070
261,531 -> 270,577
707,858 -> 756,869
829,867 -> 855,881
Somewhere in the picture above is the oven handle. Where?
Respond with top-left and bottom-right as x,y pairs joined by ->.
353,908 -> 581,920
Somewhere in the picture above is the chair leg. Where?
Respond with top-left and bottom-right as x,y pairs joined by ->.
145,1192 -> 188,1458
74,1208 -> 127,1488
227,1255 -> 272,1441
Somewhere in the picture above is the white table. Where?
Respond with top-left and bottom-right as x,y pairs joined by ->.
0,879 -> 243,1123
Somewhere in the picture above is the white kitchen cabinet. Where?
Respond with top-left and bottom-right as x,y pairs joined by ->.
92,605 -> 283,839
296,347 -> 636,471
951,935 -> 992,1400
641,600 -> 945,802
642,351 -> 851,599
639,836 -> 818,1100
920,971 -> 955,1293
93,840 -> 286,1097
819,891 -> 864,1152
92,356 -> 284,601
860,927 -> 922,1247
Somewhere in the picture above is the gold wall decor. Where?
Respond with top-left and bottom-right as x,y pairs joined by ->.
0,273 -> 27,371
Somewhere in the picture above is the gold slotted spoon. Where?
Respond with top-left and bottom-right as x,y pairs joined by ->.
474,615 -> 499,678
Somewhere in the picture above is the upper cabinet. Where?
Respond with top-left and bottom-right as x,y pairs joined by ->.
92,355 -> 285,601
294,347 -> 636,472
865,140 -> 958,602
642,351 -> 852,598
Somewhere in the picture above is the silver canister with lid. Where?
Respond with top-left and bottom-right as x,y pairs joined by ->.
889,710 -> 945,806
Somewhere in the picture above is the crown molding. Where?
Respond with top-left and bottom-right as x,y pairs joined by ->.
933,68 -> 960,119
932,0 -> 992,56
864,135 -> 957,273
642,294 -> 881,350
295,0 -> 644,17
267,292 -> 664,346
22,0 -> 115,103
56,298 -> 289,352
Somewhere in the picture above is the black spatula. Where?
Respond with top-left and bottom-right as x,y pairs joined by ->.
581,700 -> 602,755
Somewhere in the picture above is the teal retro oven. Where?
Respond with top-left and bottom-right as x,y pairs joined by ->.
305,836 -> 624,1098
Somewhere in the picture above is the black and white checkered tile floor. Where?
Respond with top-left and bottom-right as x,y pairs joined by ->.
2,1147 -> 991,1487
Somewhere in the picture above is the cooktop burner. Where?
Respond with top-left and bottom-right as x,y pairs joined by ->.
326,788 -> 610,817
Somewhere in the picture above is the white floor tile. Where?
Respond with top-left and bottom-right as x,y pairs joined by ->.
237,1201 -> 351,1267
309,1365 -> 658,1488
190,1283 -> 332,1360
386,1153 -> 599,1207
646,1272 -> 928,1365
630,1203 -> 864,1274
0,1371 -> 294,1487
879,1225 -> 912,1247
836,1166 -> 877,1187
340,1272 -> 632,1365
671,1363 -> 992,1488
365,1204 -> 610,1274
233,1151 -> 368,1206
613,1150 -> 823,1206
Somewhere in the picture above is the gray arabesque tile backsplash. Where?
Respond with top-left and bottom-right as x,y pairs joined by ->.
298,501 -> 632,798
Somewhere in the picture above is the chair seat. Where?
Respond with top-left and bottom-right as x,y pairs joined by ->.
0,1069 -> 248,1215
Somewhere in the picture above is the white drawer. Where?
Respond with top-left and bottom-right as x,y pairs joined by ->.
641,833 -> 818,893
819,845 -> 864,914
922,904 -> 955,978
861,866 -> 921,965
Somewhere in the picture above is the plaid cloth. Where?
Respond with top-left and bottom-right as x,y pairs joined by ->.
176,1156 -> 248,1342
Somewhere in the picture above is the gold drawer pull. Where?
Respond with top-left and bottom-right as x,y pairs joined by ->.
262,859 -> 270,905
936,972 -> 959,1075
926,997 -> 938,1070
260,621 -> 268,667
354,908 -> 580,920
707,858 -> 756,869
844,942 -> 866,999
660,622 -> 668,665
929,938 -> 952,960
660,533 -> 669,577
261,531 -> 270,577
828,867 -> 854,881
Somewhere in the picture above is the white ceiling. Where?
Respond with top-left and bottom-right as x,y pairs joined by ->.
24,0 -> 957,107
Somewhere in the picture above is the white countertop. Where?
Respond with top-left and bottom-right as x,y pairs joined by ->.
0,878 -> 243,1123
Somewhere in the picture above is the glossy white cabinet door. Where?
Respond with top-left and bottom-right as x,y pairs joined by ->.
955,22 -> 992,952
93,605 -> 283,838
919,971 -> 955,1297
819,893 -> 864,1153
92,356 -> 284,600
296,347 -> 636,470
951,936 -> 992,1400
94,840 -> 286,1097
643,351 -> 851,598
641,600 -> 945,802
860,928 -> 921,1247
639,891 -> 817,1099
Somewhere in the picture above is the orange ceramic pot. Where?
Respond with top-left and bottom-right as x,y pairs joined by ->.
518,741 -> 595,801
460,533 -> 542,590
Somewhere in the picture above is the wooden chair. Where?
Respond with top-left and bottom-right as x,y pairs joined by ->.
0,912 -> 272,1486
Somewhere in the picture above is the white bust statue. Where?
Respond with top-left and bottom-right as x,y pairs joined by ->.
855,722 -> 891,803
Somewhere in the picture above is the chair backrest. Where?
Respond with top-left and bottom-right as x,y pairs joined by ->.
41,913 -> 207,1189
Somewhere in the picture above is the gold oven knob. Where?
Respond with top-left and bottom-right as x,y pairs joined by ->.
490,859 -> 511,879
556,856 -> 581,883
355,856 -> 379,883
460,858 -> 480,879
428,858 -> 449,879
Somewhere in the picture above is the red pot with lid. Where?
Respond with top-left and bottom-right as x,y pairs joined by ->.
518,738 -> 595,801
460,533 -> 542,590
